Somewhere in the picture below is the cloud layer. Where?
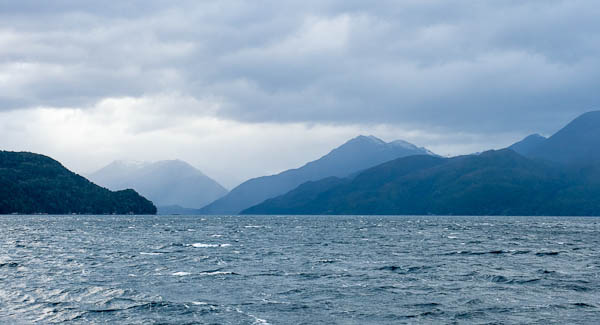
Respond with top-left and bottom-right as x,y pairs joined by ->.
1,1 -> 599,185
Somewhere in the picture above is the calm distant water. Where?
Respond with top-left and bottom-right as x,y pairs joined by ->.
1,215 -> 599,324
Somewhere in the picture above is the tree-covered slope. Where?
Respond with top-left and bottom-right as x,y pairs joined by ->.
0,151 -> 156,214
243,150 -> 600,216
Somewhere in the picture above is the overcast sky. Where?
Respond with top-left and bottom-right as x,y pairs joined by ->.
1,0 -> 599,188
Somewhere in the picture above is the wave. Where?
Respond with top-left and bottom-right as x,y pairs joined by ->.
172,272 -> 191,276
187,243 -> 232,248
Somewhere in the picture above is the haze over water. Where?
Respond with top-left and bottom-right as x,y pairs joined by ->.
1,215 -> 599,324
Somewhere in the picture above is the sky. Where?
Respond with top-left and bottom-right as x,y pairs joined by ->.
1,0 -> 599,188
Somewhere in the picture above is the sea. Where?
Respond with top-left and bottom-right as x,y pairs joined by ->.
0,215 -> 599,324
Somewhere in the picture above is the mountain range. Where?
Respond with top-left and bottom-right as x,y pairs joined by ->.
4,110 -> 600,216
0,151 -> 156,214
242,149 -> 600,216
199,135 -> 435,214
243,110 -> 600,216
89,160 -> 227,213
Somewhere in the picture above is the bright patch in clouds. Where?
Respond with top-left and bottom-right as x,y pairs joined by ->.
0,93 -> 522,187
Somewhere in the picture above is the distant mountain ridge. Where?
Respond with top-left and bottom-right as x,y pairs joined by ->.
0,151 -> 156,214
508,134 -> 546,156
508,111 -> 600,165
89,159 -> 227,210
526,111 -> 600,164
199,135 -> 435,215
244,110 -> 600,216
243,149 -> 600,216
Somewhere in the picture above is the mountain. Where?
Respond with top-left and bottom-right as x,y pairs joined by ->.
242,149 -> 600,216
508,134 -> 546,156
520,111 -> 600,165
89,160 -> 227,210
0,151 -> 156,214
200,135 -> 435,215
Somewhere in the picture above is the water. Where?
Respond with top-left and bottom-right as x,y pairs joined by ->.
1,215 -> 599,324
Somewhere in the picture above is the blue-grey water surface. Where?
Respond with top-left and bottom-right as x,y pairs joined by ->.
1,215 -> 599,324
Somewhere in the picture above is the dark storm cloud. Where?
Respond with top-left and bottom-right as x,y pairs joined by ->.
1,0 -> 599,134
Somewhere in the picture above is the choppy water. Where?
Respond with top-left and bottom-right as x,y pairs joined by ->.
1,215 -> 599,324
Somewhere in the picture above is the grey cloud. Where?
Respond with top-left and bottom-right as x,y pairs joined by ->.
0,0 -> 599,134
